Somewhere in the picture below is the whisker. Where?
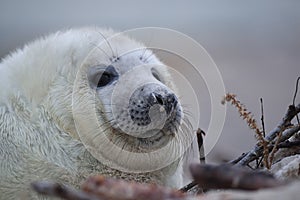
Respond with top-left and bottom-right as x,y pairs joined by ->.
182,109 -> 194,117
182,112 -> 195,122
100,103 -> 129,107
98,119 -> 114,129
180,103 -> 194,109
115,47 -> 119,60
182,117 -> 193,131
96,30 -> 116,59
89,41 -> 111,60
141,33 -> 154,60
140,47 -> 148,60
90,119 -> 115,140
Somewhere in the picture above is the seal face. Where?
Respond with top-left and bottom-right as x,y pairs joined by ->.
82,45 -> 184,157
70,31 -> 192,173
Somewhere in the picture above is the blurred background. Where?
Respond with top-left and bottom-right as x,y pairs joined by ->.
0,0 -> 299,163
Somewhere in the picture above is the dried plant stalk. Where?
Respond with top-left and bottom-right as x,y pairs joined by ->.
268,130 -> 283,165
222,93 -> 263,140
222,93 -> 270,168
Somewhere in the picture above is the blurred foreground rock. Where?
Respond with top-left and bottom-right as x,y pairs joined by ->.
201,181 -> 300,200
32,174 -> 300,200
271,154 -> 300,179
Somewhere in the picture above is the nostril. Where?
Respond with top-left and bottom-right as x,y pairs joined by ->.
173,99 -> 178,107
154,93 -> 164,105
168,94 -> 176,103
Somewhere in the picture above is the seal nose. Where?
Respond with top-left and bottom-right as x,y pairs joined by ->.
151,92 -> 177,115
128,83 -> 180,127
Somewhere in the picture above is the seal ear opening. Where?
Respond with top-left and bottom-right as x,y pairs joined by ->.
151,67 -> 164,83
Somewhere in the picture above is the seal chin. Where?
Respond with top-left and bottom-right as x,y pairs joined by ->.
137,129 -> 174,150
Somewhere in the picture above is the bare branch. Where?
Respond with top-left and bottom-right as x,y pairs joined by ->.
293,77 -> 300,124
196,128 -> 206,164
229,153 -> 247,165
266,104 -> 300,142
236,104 -> 300,166
260,98 -> 266,137
277,140 -> 300,148
179,181 -> 198,193
268,130 -> 283,167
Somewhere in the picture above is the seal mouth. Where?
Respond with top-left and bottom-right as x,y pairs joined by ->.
108,127 -> 174,153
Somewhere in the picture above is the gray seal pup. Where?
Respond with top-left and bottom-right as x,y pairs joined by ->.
0,27 -> 198,199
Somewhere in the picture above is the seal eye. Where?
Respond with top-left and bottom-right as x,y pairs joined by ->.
97,65 -> 119,87
88,65 -> 119,89
97,72 -> 113,87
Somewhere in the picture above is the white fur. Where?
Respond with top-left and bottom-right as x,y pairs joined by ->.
0,28 -> 197,199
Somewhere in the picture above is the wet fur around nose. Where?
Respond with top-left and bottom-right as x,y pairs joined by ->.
129,83 -> 180,127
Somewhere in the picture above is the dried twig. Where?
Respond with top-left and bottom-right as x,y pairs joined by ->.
276,125 -> 300,143
190,164 -> 286,190
268,131 -> 283,167
179,128 -> 206,193
277,140 -> 300,148
229,153 -> 247,165
196,128 -> 205,164
260,98 -> 266,137
179,182 -> 198,193
293,77 -> 300,124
